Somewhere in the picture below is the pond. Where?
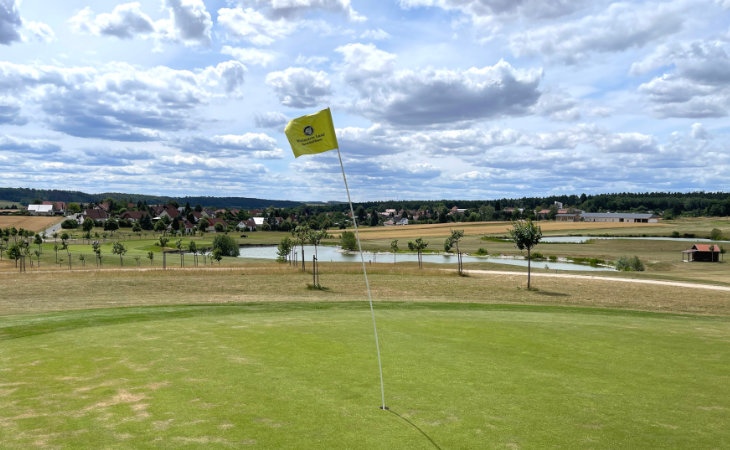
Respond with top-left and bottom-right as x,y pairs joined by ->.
238,245 -> 615,272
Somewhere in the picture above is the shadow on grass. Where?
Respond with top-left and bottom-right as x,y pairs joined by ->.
386,408 -> 442,450
533,290 -> 570,297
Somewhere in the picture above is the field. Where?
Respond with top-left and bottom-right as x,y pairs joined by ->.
1,217 -> 729,447
0,216 -> 62,233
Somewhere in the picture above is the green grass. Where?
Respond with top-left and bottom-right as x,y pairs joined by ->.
1,302 -> 728,448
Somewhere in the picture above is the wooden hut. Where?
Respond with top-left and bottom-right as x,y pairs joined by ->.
682,244 -> 722,262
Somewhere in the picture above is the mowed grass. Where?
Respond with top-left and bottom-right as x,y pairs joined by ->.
1,303 -> 728,448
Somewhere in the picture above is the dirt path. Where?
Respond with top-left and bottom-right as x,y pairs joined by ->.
463,269 -> 730,292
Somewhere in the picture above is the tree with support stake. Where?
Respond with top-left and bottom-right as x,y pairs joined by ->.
509,219 -> 543,290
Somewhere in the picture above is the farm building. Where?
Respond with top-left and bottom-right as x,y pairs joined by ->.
682,244 -> 722,262
27,204 -> 54,216
581,212 -> 660,223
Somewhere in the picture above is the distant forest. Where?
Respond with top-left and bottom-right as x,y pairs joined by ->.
1,187 -> 730,218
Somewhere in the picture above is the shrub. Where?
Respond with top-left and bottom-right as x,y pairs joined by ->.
474,247 -> 488,256
529,252 -> 544,260
548,255 -> 557,262
615,255 -> 645,271
340,231 -> 357,251
710,228 -> 724,240
60,219 -> 79,229
211,234 -> 239,257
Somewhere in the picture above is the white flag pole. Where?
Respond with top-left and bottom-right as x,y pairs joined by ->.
335,147 -> 387,410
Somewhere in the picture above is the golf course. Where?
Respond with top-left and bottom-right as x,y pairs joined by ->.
1,218 -> 729,448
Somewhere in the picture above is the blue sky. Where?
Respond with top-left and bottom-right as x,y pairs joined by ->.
1,0 -> 729,202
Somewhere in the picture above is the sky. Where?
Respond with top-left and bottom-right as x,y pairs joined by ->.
1,0 -> 729,203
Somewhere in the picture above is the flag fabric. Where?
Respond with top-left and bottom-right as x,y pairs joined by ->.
285,108 -> 339,158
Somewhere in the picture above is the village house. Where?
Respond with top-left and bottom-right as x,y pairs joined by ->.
42,201 -> 66,215
83,208 -> 108,222
120,211 -> 148,222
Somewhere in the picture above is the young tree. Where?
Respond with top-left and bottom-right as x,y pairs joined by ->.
445,229 -> 465,275
408,237 -> 428,269
112,241 -> 127,266
188,240 -> 198,266
82,217 -> 94,233
293,225 -> 310,271
509,219 -> 542,289
390,239 -> 398,263
276,236 -> 293,262
308,229 -> 328,260
147,251 -> 154,266
34,233 -> 43,254
176,239 -> 184,267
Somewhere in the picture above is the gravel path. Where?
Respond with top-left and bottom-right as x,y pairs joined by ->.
464,269 -> 730,292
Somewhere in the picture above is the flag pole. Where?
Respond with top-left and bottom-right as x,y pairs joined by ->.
336,147 -> 387,410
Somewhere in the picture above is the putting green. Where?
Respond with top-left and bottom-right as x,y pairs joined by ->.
1,303 -> 728,448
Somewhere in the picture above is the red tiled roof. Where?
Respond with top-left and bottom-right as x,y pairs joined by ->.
692,244 -> 720,252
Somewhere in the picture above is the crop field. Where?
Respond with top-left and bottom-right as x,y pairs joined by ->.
0,216 -> 62,233
1,217 -> 729,447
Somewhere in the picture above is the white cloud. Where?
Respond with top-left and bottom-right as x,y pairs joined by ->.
221,45 -> 275,66
638,40 -> 730,118
0,0 -> 22,45
217,7 -> 295,46
510,2 -> 684,64
0,60 -> 246,141
255,111 -> 289,128
691,122 -> 710,140
69,0 -> 211,46
243,0 -> 365,22
360,28 -> 390,40
162,0 -> 212,46
265,67 -> 331,108
398,0 -> 586,20
349,59 -> 543,126
68,3 -> 155,39
335,43 -> 396,85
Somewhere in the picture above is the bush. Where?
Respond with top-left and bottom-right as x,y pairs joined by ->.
211,234 -> 239,257
548,255 -> 557,262
710,228 -> 724,240
474,247 -> 488,256
60,219 -> 78,229
529,252 -> 544,260
615,255 -> 645,271
340,231 -> 357,251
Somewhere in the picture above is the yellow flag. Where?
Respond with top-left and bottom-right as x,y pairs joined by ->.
285,108 -> 339,158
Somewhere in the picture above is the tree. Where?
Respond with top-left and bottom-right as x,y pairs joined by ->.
341,231 -> 357,251
390,239 -> 398,263
293,225 -> 310,271
445,229 -> 464,275
147,251 -> 154,265
92,241 -> 102,266
158,235 -> 169,249
211,247 -> 223,264
509,219 -> 542,289
408,237 -> 428,268
211,234 -> 239,257
308,229 -> 328,260
277,236 -> 293,262
112,241 -> 127,266
34,234 -> 43,254
61,219 -> 79,229
104,219 -> 119,233
176,239 -> 184,267
188,240 -> 198,266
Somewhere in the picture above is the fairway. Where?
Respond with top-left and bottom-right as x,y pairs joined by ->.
1,303 -> 728,448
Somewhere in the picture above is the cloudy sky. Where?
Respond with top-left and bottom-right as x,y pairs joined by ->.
1,0 -> 729,202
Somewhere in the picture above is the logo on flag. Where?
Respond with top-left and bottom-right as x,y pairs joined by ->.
285,108 -> 339,158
